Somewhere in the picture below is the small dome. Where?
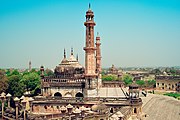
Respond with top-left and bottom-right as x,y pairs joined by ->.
61,58 -> 69,64
91,103 -> 107,111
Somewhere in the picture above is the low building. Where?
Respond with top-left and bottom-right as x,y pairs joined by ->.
156,75 -> 180,91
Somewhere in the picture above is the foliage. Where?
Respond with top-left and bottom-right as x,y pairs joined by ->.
11,69 -> 20,75
163,93 -> 180,99
0,70 -> 9,93
6,69 -> 41,97
7,75 -> 24,97
102,75 -> 117,81
122,74 -> 133,85
147,80 -> 156,87
21,72 -> 40,92
136,80 -> 145,86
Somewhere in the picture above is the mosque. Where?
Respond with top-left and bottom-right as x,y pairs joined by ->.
40,4 -> 102,98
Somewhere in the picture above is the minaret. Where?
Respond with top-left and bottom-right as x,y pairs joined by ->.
95,32 -> 102,73
29,61 -> 32,72
83,4 -> 97,78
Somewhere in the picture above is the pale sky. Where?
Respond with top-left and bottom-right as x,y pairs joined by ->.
0,0 -> 180,69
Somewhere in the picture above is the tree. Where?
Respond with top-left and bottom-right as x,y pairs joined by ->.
0,70 -> 9,93
102,75 -> 117,81
11,69 -> 20,75
147,79 -> 156,88
136,80 -> 145,87
20,72 -> 41,95
7,75 -> 24,97
122,74 -> 133,85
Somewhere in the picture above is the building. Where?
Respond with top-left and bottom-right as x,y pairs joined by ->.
156,75 -> 180,91
40,4 -> 102,98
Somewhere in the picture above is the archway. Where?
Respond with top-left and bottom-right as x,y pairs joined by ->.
75,92 -> 84,97
54,92 -> 62,97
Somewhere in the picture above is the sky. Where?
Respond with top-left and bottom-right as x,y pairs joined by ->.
0,0 -> 180,69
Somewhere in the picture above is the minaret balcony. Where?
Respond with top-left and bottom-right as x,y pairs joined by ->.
83,47 -> 96,51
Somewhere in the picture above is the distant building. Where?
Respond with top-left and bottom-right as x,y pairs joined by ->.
156,75 -> 180,91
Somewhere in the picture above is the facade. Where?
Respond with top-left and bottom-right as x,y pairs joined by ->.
156,75 -> 180,91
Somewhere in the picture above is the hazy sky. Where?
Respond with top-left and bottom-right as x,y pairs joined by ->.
0,0 -> 180,69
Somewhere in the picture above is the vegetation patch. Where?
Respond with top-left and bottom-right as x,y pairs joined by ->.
163,93 -> 180,99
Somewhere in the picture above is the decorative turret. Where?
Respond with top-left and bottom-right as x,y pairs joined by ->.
76,54 -> 79,61
129,81 -> 143,115
64,48 -> 66,58
71,47 -> 73,55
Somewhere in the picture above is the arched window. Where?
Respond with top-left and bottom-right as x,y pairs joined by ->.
54,92 -> 62,97
134,108 -> 137,114
75,92 -> 84,97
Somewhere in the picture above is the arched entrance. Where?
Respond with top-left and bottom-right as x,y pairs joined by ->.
54,92 -> 62,97
75,92 -> 84,97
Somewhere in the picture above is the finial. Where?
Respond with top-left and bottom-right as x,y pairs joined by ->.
88,3 -> 91,10
64,48 -> 66,58
97,32 -> 99,37
71,47 -> 73,55
76,54 -> 79,61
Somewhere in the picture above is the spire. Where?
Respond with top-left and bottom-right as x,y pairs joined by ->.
88,3 -> 91,10
64,48 -> 66,58
97,32 -> 99,37
76,54 -> 79,61
71,47 -> 73,55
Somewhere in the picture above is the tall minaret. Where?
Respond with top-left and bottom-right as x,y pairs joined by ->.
95,32 -> 102,73
83,4 -> 97,78
29,61 -> 32,72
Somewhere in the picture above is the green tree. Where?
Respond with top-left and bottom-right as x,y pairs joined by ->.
20,72 -> 41,95
147,79 -> 156,87
7,75 -> 24,97
102,75 -> 117,81
122,74 -> 133,85
0,70 -> 9,93
136,80 -> 145,87
11,69 -> 20,75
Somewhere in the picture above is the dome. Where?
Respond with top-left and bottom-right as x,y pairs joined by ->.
61,58 -> 69,64
91,103 -> 107,111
